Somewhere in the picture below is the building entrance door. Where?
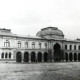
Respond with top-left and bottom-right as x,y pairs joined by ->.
54,43 -> 62,62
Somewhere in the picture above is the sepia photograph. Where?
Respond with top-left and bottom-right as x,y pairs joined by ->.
0,0 -> 80,80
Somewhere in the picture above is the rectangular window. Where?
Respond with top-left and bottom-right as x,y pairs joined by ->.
70,45 -> 72,50
25,42 -> 28,48
79,46 -> 80,50
39,43 -> 41,49
65,45 -> 67,50
39,45 -> 41,49
32,42 -> 35,49
45,43 -> 47,49
18,41 -> 21,48
4,40 -> 10,47
32,45 -> 35,49
74,45 -> 76,50
18,44 -> 21,48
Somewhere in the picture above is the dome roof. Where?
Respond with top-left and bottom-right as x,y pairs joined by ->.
36,27 -> 64,38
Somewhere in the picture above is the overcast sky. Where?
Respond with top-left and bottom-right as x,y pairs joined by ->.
0,0 -> 80,39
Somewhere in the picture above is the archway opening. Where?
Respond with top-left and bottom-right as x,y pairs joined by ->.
37,52 -> 42,62
5,53 -> 8,58
65,53 -> 68,61
1,53 -> 4,58
24,52 -> 29,62
9,52 -> 11,59
44,52 -> 48,62
54,43 -> 62,62
74,53 -> 77,61
78,53 -> 80,61
16,52 -> 22,62
31,52 -> 35,62
69,53 -> 72,61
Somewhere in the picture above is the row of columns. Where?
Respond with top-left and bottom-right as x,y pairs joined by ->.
20,52 -> 48,62
28,53 -> 44,62
63,52 -> 80,62
18,52 -> 80,62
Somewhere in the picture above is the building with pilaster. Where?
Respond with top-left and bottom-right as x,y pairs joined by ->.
0,27 -> 80,62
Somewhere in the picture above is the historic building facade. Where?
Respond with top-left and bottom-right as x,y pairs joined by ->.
0,27 -> 80,62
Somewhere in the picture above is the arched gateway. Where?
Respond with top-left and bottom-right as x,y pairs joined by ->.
74,53 -> 77,61
44,52 -> 48,62
78,53 -> 80,61
16,52 -> 22,62
54,43 -> 62,62
37,52 -> 42,62
31,52 -> 36,62
24,52 -> 29,62
65,53 -> 68,61
69,53 -> 72,61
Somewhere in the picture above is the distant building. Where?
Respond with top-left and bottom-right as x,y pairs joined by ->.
0,27 -> 80,62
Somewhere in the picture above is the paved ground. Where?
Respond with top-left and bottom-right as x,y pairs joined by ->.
0,62 -> 80,80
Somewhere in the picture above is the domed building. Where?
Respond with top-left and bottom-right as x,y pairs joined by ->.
36,27 -> 64,39
0,26 -> 80,62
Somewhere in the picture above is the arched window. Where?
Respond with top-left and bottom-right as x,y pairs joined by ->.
78,45 -> 80,50
32,42 -> 35,49
65,45 -> 67,50
74,45 -> 76,50
9,52 -> 11,58
44,43 -> 47,49
5,53 -> 8,58
39,43 -> 41,49
18,41 -> 21,48
25,42 -> 28,48
1,53 -> 4,58
4,40 -> 10,47
70,45 -> 72,50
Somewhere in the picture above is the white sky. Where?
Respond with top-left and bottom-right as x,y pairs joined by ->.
0,0 -> 80,39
